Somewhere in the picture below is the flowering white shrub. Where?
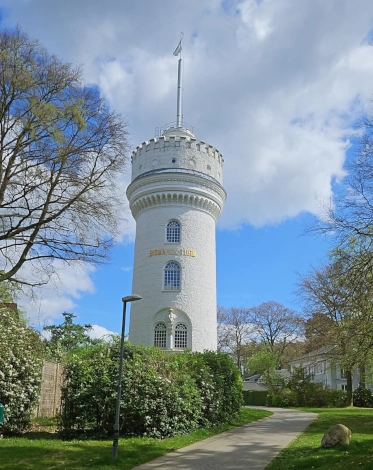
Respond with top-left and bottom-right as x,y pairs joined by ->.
0,307 -> 44,433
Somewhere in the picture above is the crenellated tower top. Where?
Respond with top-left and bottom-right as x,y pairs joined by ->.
130,131 -> 224,185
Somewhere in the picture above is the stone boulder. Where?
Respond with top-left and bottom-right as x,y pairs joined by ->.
321,424 -> 351,447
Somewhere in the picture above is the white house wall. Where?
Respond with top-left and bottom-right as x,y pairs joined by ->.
291,358 -> 373,391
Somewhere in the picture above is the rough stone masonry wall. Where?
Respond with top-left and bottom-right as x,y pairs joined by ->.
35,361 -> 64,418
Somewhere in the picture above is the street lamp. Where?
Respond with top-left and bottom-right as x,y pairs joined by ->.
112,294 -> 142,461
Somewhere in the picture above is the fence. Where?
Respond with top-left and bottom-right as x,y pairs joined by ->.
35,361 -> 64,418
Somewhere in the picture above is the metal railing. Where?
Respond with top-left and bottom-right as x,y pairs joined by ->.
155,121 -> 194,137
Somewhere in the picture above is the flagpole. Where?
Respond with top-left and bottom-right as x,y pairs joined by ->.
174,33 -> 184,128
176,56 -> 182,128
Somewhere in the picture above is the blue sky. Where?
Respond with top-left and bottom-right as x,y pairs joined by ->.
42,212 -> 331,335
53,213 -> 331,335
1,0 -> 373,336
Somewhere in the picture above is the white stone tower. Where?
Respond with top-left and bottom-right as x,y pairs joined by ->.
127,41 -> 226,352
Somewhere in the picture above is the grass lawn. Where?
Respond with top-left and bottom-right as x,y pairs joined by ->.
266,407 -> 373,470
0,407 -> 272,469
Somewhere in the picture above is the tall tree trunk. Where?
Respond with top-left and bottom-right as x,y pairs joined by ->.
359,364 -> 366,388
236,349 -> 242,374
346,370 -> 353,406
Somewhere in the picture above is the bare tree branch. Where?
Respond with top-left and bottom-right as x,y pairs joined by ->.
248,301 -> 304,363
0,27 -> 129,285
217,305 -> 253,371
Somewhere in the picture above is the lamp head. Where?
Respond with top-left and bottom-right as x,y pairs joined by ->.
122,295 -> 142,303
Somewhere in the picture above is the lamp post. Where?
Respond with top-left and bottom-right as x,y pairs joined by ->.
112,294 -> 142,461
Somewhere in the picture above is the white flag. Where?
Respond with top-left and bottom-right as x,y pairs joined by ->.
173,40 -> 182,56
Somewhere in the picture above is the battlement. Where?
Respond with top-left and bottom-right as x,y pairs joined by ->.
131,136 -> 224,165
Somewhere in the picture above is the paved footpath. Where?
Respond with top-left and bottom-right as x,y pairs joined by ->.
132,407 -> 317,470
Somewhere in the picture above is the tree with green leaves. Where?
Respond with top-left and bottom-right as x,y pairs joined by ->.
247,345 -> 284,394
0,27 -> 129,286
43,312 -> 99,362
308,115 -> 373,403
298,255 -> 373,405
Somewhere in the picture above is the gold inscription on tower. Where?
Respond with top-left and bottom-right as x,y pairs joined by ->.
149,248 -> 196,257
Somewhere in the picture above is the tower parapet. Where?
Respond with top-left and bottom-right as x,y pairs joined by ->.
131,128 -> 224,185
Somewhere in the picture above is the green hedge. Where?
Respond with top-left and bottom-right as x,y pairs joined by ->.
242,390 -> 268,406
269,387 -> 347,408
59,340 -> 243,438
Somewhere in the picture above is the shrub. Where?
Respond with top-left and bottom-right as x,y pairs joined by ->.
59,340 -> 242,438
58,343 -> 118,433
187,351 -> 243,425
353,386 -> 373,408
0,307 -> 44,434
270,385 -> 347,408
325,389 -> 348,408
243,390 -> 268,406
270,388 -> 297,407
267,366 -> 349,408
286,366 -> 316,406
121,348 -> 203,438
306,388 -> 347,408
282,366 -> 347,408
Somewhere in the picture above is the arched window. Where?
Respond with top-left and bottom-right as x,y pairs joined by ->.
166,220 -> 180,243
174,323 -> 187,349
164,261 -> 181,290
154,322 -> 167,348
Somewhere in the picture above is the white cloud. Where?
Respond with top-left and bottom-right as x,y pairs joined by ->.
18,261 -> 96,327
97,59 -> 135,110
89,324 -> 117,340
237,0 -> 275,42
2,0 -> 373,301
